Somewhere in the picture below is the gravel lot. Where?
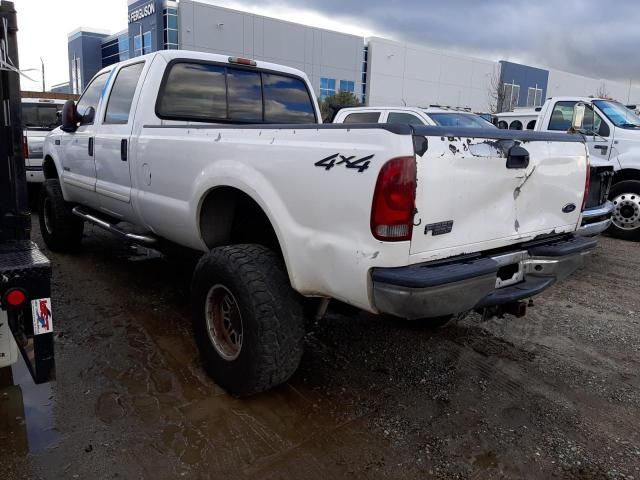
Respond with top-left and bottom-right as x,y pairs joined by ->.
2,218 -> 639,479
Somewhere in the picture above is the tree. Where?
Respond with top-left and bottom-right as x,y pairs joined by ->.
319,90 -> 361,122
487,68 -> 507,113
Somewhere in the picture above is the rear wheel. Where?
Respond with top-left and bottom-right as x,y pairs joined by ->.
608,180 -> 640,241
38,179 -> 83,252
191,244 -> 305,396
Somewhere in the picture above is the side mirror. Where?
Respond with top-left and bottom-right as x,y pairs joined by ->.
570,103 -> 586,132
81,106 -> 96,125
60,100 -> 79,132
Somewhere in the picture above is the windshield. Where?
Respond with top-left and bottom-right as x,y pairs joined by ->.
426,112 -> 496,128
593,100 -> 640,128
22,103 -> 62,130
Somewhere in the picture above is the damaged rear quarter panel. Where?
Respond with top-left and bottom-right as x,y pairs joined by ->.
409,135 -> 587,262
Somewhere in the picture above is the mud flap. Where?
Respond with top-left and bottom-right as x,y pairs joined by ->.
0,241 -> 55,383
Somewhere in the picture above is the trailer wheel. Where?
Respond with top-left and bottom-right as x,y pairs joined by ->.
608,180 -> 640,241
191,244 -> 305,396
38,179 -> 83,252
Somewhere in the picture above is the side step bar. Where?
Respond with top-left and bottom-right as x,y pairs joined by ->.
72,207 -> 158,245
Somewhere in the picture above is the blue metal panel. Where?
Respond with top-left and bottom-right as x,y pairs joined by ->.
499,61 -> 549,108
127,0 -> 165,57
67,31 -> 109,93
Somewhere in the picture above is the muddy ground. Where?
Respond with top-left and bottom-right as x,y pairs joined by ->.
1,218 -> 639,479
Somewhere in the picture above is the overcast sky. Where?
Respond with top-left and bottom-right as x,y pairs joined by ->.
12,0 -> 639,91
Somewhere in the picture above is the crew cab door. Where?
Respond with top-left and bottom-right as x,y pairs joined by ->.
59,72 -> 110,203
93,61 -> 146,218
545,100 -> 613,161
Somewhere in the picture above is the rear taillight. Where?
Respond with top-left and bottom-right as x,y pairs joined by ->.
23,135 -> 28,159
582,158 -> 591,210
3,288 -> 27,309
371,156 -> 416,241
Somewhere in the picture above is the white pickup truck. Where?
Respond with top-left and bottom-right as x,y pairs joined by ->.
42,50 -> 596,396
22,98 -> 64,183
496,97 -> 640,239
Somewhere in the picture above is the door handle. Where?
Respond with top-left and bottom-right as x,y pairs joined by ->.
88,137 -> 94,157
594,145 -> 608,155
506,145 -> 529,169
120,139 -> 127,161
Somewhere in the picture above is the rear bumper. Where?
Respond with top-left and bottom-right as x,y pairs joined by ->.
578,201 -> 614,237
371,235 -> 597,319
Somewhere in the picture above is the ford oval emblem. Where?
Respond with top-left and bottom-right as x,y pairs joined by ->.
562,203 -> 577,213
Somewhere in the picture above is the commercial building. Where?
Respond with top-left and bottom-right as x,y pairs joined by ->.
60,0 -> 640,112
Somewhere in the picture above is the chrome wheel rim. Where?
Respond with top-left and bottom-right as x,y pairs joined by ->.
205,284 -> 243,361
612,192 -> 640,231
43,197 -> 54,235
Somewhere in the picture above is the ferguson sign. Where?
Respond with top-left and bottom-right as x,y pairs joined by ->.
128,2 -> 155,23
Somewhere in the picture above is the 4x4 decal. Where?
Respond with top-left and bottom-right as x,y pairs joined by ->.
315,153 -> 374,173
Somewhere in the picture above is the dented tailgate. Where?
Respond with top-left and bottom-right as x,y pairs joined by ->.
409,128 -> 588,262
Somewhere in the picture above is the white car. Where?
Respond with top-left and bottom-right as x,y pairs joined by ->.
42,50 -> 595,395
22,98 -> 64,183
333,105 -> 496,129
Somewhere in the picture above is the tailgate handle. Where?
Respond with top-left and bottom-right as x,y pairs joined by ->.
506,145 -> 529,169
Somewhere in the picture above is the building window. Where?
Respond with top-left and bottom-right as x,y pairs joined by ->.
361,46 -> 368,104
503,81 -> 520,111
134,31 -> 152,56
71,55 -> 82,95
527,86 -> 543,107
134,34 -> 141,56
320,77 -> 335,100
143,31 -> 152,54
101,38 -> 120,67
118,35 -> 130,61
163,7 -> 179,50
339,80 -> 354,94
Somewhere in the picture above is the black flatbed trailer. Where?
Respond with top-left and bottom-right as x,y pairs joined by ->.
0,0 -> 54,384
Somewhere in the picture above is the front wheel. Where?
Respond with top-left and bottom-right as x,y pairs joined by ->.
608,180 -> 640,241
38,179 -> 84,252
191,244 -> 305,396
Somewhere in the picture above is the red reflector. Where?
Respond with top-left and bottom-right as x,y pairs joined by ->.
228,56 -> 256,66
371,156 -> 417,242
5,288 -> 27,308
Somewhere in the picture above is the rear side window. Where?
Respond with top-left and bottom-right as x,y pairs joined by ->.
158,63 -> 226,120
157,61 -> 316,124
387,112 -> 424,126
343,112 -> 381,123
263,74 -> 315,123
104,62 -> 145,124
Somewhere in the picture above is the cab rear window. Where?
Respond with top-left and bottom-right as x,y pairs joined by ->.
156,60 -> 316,124
22,103 -> 62,130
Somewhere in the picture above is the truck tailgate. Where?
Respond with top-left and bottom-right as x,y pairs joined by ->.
410,129 -> 588,260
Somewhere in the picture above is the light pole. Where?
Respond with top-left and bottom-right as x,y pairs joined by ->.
40,57 -> 45,92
